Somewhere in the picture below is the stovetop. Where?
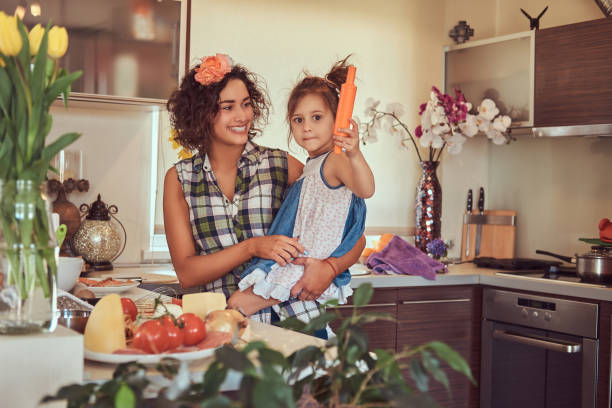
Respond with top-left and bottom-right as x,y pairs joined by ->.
474,257 -> 609,288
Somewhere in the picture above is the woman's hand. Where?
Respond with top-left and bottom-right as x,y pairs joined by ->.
249,236 -> 305,266
290,257 -> 336,301
334,118 -> 361,158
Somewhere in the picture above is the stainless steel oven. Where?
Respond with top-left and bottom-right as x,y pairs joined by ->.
481,288 -> 598,408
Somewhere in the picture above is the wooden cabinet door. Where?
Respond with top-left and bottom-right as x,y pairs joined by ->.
534,18 -> 612,127
328,287 -> 397,351
397,285 -> 481,408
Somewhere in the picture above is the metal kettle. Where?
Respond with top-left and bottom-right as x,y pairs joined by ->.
71,194 -> 126,271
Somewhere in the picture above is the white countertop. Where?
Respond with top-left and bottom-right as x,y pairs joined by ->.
351,263 -> 612,301
110,262 -> 612,302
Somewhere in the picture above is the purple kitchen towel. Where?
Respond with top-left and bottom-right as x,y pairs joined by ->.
366,236 -> 445,280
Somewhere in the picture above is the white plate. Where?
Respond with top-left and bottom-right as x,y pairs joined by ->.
350,264 -> 370,276
81,278 -> 140,297
84,346 -> 217,365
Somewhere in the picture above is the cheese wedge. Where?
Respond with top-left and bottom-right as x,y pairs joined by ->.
182,292 -> 227,319
83,294 -> 126,353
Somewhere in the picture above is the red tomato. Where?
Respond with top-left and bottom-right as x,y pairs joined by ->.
133,320 -> 170,354
177,313 -> 206,346
171,297 -> 182,307
120,297 -> 138,322
160,315 -> 184,351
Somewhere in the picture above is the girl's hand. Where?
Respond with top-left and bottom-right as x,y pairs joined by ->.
334,118 -> 360,157
290,257 -> 336,301
249,236 -> 305,266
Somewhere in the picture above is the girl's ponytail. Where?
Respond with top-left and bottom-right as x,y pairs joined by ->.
324,55 -> 352,92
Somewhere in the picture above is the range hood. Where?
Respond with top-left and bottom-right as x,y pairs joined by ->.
531,124 -> 612,138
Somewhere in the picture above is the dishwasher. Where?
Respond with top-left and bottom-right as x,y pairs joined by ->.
480,288 -> 598,408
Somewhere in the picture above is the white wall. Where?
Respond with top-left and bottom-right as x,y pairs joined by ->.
47,0 -> 608,263
441,0 -> 608,258
189,0 -> 449,231
48,103 -> 157,263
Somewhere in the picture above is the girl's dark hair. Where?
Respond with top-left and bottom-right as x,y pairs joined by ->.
167,64 -> 270,155
286,56 -> 352,145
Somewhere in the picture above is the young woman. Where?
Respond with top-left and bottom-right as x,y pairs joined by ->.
234,58 -> 374,315
163,54 -> 365,329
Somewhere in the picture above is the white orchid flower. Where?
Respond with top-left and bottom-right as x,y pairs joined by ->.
431,133 -> 445,149
486,128 -> 507,145
478,99 -> 499,121
364,123 -> 378,143
432,122 -> 450,136
459,114 -> 478,137
475,116 -> 491,132
419,128 -> 433,147
385,102 -> 405,118
430,105 -> 447,125
421,109 -> 432,130
493,115 -> 512,132
363,97 -> 380,117
446,133 -> 467,154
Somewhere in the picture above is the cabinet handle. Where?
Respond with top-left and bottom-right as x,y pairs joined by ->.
330,303 -> 396,309
401,298 -> 471,305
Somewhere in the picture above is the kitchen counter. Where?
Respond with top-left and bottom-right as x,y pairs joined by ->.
108,262 -> 612,302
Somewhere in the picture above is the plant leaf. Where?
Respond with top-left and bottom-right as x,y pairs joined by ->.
44,70 -> 82,106
427,341 -> 475,384
258,348 -> 289,369
290,345 -> 323,370
199,361 -> 228,399
352,283 -> 374,307
114,383 -> 136,408
276,316 -> 307,332
253,379 -> 295,408
303,311 -> 337,334
200,395 -> 233,408
421,350 -> 449,390
241,340 -> 267,354
410,359 -> 429,392
215,345 -> 255,374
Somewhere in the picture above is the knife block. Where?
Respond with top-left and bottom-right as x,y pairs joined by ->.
461,210 -> 516,261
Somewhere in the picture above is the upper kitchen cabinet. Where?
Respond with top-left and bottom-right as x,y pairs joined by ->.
444,31 -> 535,128
10,0 -> 189,104
534,17 -> 612,129
444,17 -> 612,136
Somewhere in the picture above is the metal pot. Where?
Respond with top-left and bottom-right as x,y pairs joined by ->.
536,248 -> 612,283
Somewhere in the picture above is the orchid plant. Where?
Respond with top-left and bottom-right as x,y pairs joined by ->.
360,86 -> 512,162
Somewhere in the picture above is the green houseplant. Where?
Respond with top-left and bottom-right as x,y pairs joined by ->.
46,284 -> 475,407
0,12 -> 82,333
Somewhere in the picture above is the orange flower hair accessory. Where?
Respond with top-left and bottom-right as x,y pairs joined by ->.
194,53 -> 233,86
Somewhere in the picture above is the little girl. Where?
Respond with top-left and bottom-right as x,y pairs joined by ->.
236,58 -> 375,308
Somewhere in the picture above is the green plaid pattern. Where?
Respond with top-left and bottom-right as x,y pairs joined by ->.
175,141 -> 324,324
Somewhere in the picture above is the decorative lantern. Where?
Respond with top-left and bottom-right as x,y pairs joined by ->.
71,194 -> 126,271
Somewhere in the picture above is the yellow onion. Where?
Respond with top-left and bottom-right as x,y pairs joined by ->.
0,12 -> 23,56
28,24 -> 44,56
47,26 -> 68,59
205,309 -> 247,340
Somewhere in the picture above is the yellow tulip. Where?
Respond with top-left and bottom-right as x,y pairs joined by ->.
28,24 -> 44,56
0,12 -> 23,56
47,26 -> 68,59
0,56 -> 5,68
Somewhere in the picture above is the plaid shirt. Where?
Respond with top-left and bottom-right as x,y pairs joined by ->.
175,141 -> 323,324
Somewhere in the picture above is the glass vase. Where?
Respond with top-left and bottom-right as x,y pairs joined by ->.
0,179 -> 58,334
414,161 -> 442,252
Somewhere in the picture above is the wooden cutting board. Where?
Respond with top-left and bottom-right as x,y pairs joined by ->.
461,210 -> 516,261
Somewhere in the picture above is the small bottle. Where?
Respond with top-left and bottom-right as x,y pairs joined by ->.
333,66 -> 357,154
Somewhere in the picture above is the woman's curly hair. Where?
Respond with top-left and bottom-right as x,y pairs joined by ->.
167,64 -> 271,155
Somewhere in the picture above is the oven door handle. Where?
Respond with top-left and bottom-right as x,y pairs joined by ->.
492,329 -> 582,353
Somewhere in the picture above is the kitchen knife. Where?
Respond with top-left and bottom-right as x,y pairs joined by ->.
465,189 -> 473,258
474,187 -> 484,257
